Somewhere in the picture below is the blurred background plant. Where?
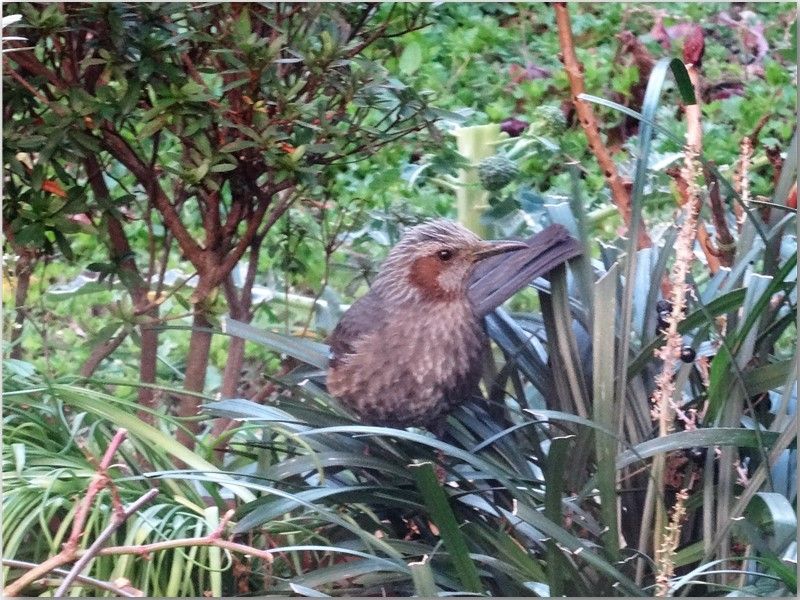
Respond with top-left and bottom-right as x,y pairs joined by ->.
2,2 -> 796,597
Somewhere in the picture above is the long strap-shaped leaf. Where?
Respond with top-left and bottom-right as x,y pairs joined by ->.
410,461 -> 483,594
222,317 -> 329,369
300,424 -> 645,596
612,58 -> 696,441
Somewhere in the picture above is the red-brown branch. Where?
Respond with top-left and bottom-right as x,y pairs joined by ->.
74,509 -> 275,565
4,46 -> 68,88
54,489 -> 159,597
9,248 -> 34,360
195,182 -> 294,302
79,329 -> 129,378
2,60 -> 68,116
65,429 -> 129,552
1,559 -> 144,598
99,127 -> 203,264
554,2 -> 651,249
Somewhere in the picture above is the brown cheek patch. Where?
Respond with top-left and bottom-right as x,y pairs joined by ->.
408,256 -> 454,301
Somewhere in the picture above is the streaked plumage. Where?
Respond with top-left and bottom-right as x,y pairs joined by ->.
326,220 -> 526,430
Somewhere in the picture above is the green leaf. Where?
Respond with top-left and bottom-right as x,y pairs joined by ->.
222,318 -> 329,369
204,506 -> 223,597
233,486 -> 401,533
398,41 -> 422,75
49,384 -> 255,501
743,360 -> 794,397
409,555 -> 440,596
86,262 -> 116,274
52,229 -> 74,261
289,583 -> 331,597
538,265 -> 590,418
299,425 -> 644,596
209,163 -> 237,173
615,58 -> 695,434
743,492 -> 797,553
707,254 -> 797,421
410,461 -> 483,593
120,80 -> 142,114
628,288 -> 747,378
592,264 -> 620,561
138,117 -> 166,140
543,436 -> 572,596
233,7 -> 252,40
219,139 -> 258,153
616,428 -> 783,470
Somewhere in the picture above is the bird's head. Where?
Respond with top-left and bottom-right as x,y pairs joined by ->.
372,219 -> 528,304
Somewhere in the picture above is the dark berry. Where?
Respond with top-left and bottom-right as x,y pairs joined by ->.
500,117 -> 529,137
680,346 -> 696,363
687,446 -> 707,465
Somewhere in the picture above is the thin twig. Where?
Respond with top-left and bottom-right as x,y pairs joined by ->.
54,489 -> 159,597
79,329 -> 129,377
1,559 -> 144,598
100,125 -> 203,262
65,429 -> 129,552
4,555 -> 75,597
83,525 -> 277,567
2,57 -> 68,116
4,430 -> 132,597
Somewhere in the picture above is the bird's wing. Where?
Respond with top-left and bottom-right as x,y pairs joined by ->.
326,291 -> 388,367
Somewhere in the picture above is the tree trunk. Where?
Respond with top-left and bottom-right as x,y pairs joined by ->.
137,305 -> 160,423
85,156 -> 159,422
9,249 -> 34,360
211,270 -> 258,446
177,308 -> 214,449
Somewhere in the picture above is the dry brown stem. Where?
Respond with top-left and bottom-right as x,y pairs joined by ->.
54,489 -> 160,597
1,559 -> 144,598
677,56 -> 726,272
704,166 -> 736,267
666,167 -> 722,273
654,487 -> 691,596
647,145 -> 703,593
79,329 -> 129,377
733,137 -> 753,230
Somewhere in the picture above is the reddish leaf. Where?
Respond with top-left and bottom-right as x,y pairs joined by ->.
788,183 -> 797,210
683,25 -> 705,66
42,180 -> 67,198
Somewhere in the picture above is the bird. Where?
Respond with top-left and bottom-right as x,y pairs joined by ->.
326,219 -> 581,432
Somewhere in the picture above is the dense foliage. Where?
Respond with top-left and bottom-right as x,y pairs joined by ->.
2,2 -> 797,597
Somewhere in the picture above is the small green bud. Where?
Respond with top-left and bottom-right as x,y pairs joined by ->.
477,154 -> 519,191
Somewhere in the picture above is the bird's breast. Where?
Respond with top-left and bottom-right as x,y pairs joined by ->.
326,300 -> 486,428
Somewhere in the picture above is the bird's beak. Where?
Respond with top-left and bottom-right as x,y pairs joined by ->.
472,240 -> 529,262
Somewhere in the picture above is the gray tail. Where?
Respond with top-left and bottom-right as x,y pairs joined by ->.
468,224 -> 583,318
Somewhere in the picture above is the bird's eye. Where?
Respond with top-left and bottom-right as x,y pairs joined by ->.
437,249 -> 454,262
